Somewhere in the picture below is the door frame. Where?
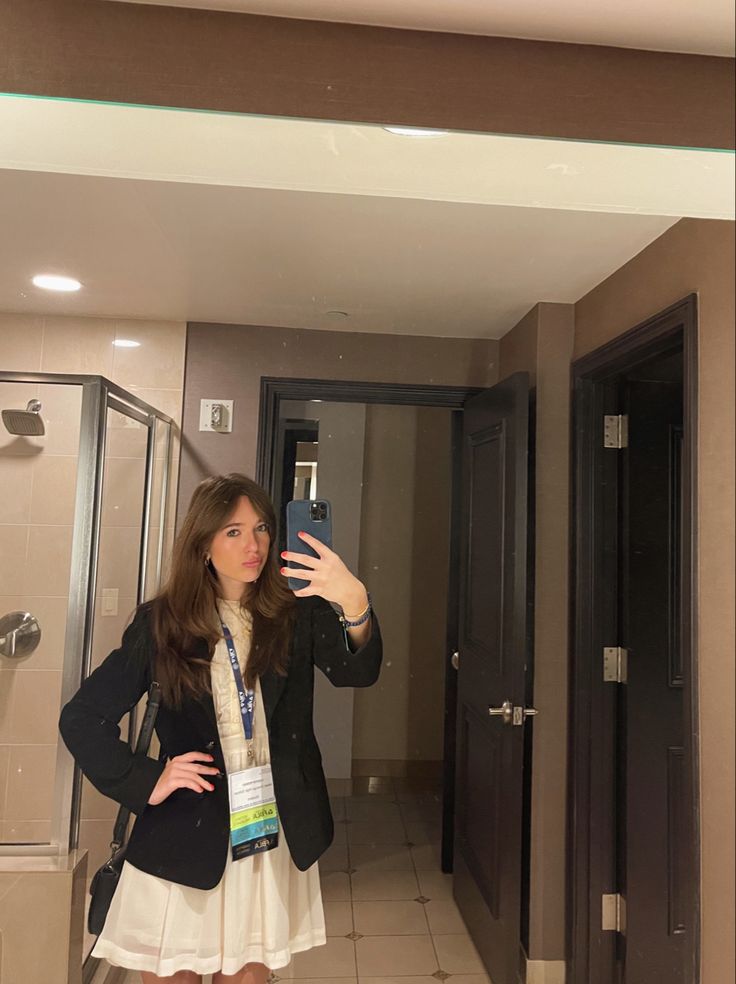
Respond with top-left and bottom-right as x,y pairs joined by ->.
568,295 -> 700,984
256,375 -> 482,872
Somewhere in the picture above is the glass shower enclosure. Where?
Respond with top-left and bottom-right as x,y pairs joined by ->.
0,371 -> 174,963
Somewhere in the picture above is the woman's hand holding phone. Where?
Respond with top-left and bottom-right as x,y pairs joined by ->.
280,531 -> 368,615
147,751 -> 220,805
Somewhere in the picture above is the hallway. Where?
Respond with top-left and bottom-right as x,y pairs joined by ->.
121,777 -> 489,983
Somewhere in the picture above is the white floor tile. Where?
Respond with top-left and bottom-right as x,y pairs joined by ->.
355,935 -> 439,977
280,937 -> 357,978
349,842 -> 414,871
353,899 -> 429,936
351,868 -> 420,901
433,933 -> 486,974
416,869 -> 454,900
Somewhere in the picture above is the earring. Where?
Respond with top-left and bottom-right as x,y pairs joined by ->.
204,554 -> 211,565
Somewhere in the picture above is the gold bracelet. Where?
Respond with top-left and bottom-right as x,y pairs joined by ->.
343,601 -> 371,621
339,594 -> 372,627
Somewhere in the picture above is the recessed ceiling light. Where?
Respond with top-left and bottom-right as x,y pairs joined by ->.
32,274 -> 82,292
113,339 -> 141,348
324,310 -> 350,321
383,127 -> 448,138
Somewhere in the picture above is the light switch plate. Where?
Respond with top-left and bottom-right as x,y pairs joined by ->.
199,399 -> 233,433
101,588 -> 119,616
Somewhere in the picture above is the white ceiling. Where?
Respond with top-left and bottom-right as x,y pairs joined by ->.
0,97 -> 733,339
108,0 -> 736,56
0,169 -> 679,338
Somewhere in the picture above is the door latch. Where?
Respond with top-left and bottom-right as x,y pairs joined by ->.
489,701 -> 538,726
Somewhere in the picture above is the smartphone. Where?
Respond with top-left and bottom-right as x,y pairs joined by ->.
285,499 -> 333,590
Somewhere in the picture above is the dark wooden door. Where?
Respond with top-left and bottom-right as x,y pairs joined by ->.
620,366 -> 687,982
453,372 -> 531,984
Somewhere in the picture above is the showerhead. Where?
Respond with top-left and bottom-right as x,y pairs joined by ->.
2,400 -> 45,436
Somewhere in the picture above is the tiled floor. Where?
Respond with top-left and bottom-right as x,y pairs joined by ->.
121,777 -> 491,984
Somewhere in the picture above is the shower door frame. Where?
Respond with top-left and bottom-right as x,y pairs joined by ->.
0,371 -> 174,855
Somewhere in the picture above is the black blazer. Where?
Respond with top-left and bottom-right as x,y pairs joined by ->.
59,595 -> 381,890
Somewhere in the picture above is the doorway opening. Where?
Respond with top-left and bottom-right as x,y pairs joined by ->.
257,374 -> 534,984
569,295 -> 699,984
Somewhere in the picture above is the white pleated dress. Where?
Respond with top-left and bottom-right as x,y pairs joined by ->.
92,600 -> 326,976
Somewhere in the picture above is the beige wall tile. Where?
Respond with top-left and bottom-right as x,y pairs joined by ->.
0,869 -> 72,982
112,320 -> 186,390
101,456 -> 147,527
132,387 -> 184,428
81,776 -> 119,822
0,314 -> 44,371
4,744 -> 56,821
0,596 -> 68,671
105,405 -> 151,460
36,382 -> 83,455
97,525 -> 141,595
41,316 -> 116,375
7,670 -> 62,744
0,819 -> 52,842
0,745 -> 10,820
79,818 -> 116,875
90,604 -> 137,673
0,526 -> 28,594
0,673 -> 14,743
23,524 -> 73,596
0,456 -> 33,523
29,454 -> 78,525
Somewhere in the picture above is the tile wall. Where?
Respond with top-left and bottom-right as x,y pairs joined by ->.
0,312 -> 185,845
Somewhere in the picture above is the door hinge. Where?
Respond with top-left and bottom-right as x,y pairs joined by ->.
603,646 -> 628,683
603,414 -> 629,448
602,893 -> 627,934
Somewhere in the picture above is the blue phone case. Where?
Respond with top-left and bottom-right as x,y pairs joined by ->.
285,499 -> 333,590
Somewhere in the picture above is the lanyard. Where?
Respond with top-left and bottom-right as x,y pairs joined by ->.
220,622 -> 255,741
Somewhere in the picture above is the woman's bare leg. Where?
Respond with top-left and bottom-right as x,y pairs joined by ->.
140,972 -> 201,984
213,963 -> 270,984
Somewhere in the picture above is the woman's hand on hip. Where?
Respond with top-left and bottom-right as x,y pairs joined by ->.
147,751 -> 220,806
280,531 -> 368,615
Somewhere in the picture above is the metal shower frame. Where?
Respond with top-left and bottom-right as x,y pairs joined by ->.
0,371 -> 174,855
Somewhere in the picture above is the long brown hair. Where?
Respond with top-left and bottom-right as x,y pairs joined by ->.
150,473 -> 295,707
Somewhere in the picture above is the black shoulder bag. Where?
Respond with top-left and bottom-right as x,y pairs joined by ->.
88,680 -> 162,936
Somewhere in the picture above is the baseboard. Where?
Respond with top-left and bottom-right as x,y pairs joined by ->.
351,758 -> 443,778
520,947 -> 566,984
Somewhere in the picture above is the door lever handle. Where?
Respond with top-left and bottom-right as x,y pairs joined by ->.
488,700 -> 514,725
489,701 -> 539,726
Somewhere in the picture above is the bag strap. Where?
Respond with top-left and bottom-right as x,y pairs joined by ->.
110,681 -> 162,850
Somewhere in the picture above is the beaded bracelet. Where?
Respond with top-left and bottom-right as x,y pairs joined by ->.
339,593 -> 372,628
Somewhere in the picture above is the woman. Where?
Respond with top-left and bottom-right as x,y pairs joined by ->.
59,473 -> 381,984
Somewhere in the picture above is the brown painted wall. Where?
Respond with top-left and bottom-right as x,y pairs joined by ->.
180,321 -> 498,515
574,217 -> 736,984
1,0 -> 733,148
353,404 -> 452,765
